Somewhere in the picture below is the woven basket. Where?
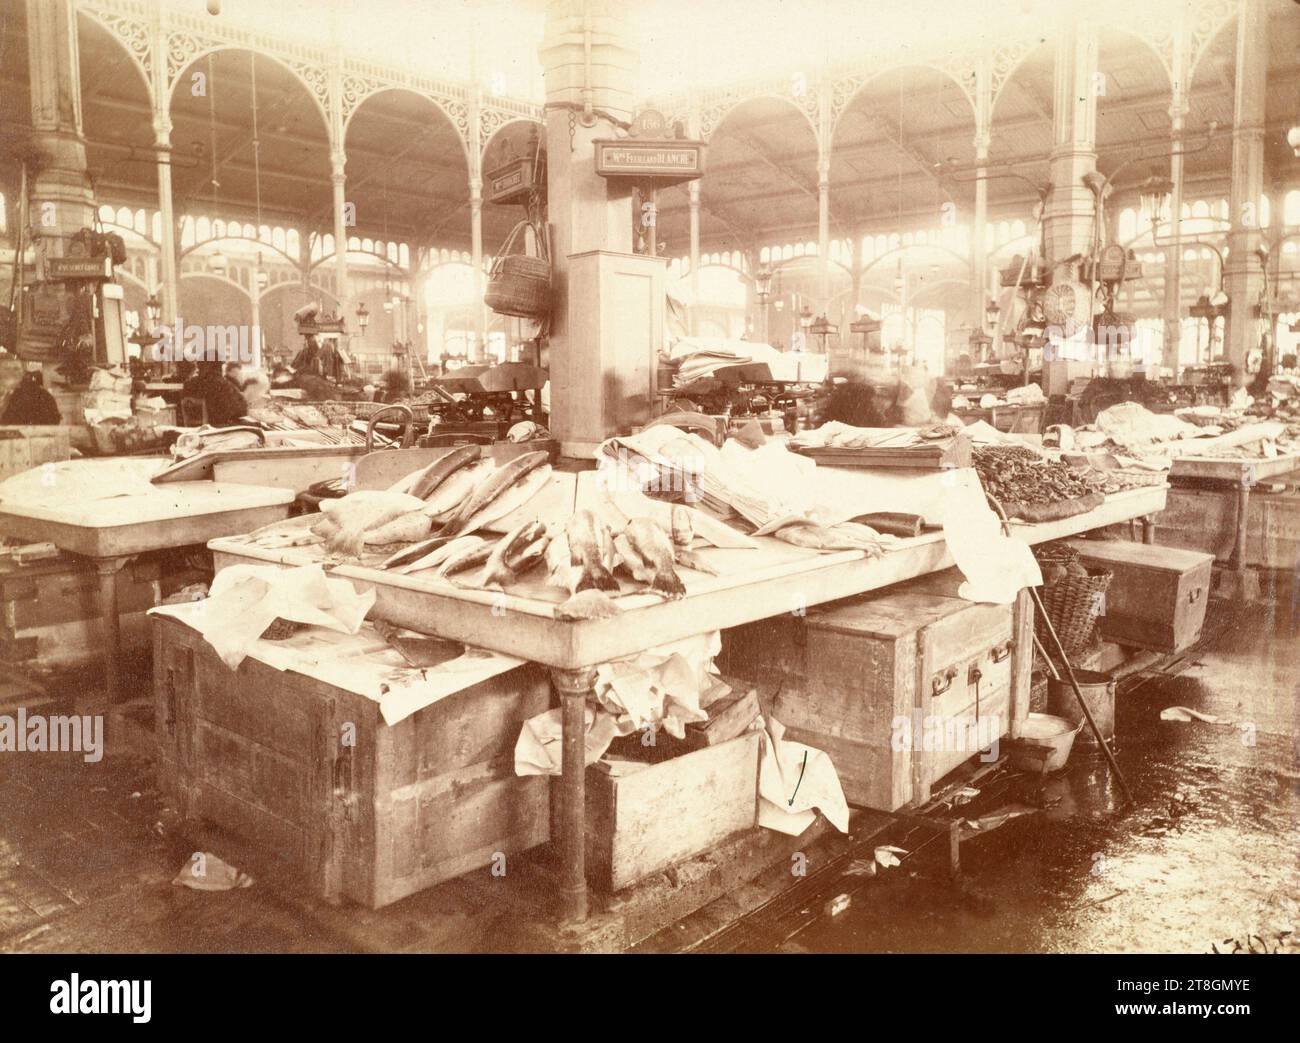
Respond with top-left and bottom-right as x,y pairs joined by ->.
1036,558 -> 1113,658
485,221 -> 550,318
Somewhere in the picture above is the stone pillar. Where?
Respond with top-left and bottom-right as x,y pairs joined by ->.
541,0 -> 649,456
1223,0 -> 1268,386
25,0 -> 95,253
1043,12 -> 1098,268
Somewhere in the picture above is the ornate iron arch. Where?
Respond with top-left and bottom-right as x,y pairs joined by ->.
74,4 -> 153,98
166,44 -> 332,139
830,59 -> 980,136
1186,0 -> 1241,89
341,80 -> 472,167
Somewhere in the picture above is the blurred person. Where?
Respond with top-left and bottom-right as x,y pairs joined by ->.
182,361 -> 248,426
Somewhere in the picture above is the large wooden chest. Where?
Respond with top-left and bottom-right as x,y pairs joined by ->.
585,731 -> 760,893
1063,539 -> 1212,653
152,614 -> 552,909
720,574 -> 1031,811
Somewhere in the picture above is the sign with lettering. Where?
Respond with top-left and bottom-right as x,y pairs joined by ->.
593,140 -> 705,184
485,157 -> 540,206
46,256 -> 112,281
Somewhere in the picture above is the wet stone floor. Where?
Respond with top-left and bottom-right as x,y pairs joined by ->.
0,593 -> 1296,954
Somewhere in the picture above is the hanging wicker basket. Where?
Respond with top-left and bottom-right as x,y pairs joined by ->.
485,220 -> 550,319
1033,543 -> 1112,658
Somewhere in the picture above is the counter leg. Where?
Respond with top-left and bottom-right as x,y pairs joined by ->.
95,557 -> 130,704
1224,480 -> 1259,601
552,666 -> 598,923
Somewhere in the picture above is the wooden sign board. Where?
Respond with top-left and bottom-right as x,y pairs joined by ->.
46,256 -> 112,281
485,157 -> 541,206
593,140 -> 705,185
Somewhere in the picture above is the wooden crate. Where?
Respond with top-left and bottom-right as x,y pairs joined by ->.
585,731 -> 760,893
152,614 -> 552,909
1063,539 -> 1212,653
0,425 -> 71,481
720,573 -> 1030,811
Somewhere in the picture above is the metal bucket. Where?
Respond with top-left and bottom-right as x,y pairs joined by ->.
1047,669 -> 1116,746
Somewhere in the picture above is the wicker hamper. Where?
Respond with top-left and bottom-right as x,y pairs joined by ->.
485,221 -> 550,319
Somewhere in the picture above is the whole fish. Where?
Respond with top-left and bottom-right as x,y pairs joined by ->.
421,458 -> 493,518
442,452 -> 551,538
437,539 -> 497,580
363,510 -> 432,546
480,520 -> 549,590
396,535 -> 485,575
773,520 -> 888,556
566,509 -> 619,593
320,490 -> 427,557
620,517 -> 686,599
471,464 -> 552,531
674,547 -> 719,576
545,513 -> 621,620
411,444 -> 481,500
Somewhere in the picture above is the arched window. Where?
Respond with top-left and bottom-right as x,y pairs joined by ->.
1284,190 -> 1300,227
760,246 -> 771,264
1119,208 -> 1137,242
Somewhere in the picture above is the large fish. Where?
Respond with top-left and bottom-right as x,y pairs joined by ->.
546,511 -> 621,620
436,449 -> 548,535
382,460 -> 491,570
467,463 -> 552,532
772,520 -> 889,555
438,540 -> 497,582
480,520 -> 549,590
420,459 -> 492,519
410,443 -> 481,500
320,490 -> 427,557
395,534 -> 486,575
618,517 -> 686,599
362,510 -> 432,546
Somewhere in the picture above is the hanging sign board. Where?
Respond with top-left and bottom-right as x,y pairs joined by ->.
485,157 -> 542,206
593,140 -> 705,185
46,256 -> 112,281
1097,244 -> 1128,284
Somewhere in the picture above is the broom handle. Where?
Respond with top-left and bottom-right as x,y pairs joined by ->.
1028,584 -> 1135,806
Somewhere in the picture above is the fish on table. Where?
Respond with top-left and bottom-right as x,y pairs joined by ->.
615,517 -> 687,599
546,510 -> 621,620
480,519 -> 550,591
